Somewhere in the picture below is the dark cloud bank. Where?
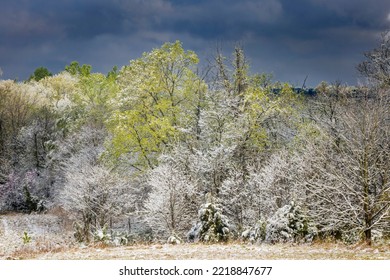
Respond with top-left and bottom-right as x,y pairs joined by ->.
1,0 -> 390,86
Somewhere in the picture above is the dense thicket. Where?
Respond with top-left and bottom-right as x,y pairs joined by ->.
0,39 -> 389,245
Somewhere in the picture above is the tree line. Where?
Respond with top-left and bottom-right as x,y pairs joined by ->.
0,36 -> 389,245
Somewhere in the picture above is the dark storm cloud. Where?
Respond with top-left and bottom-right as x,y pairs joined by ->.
1,0 -> 390,84
60,4 -> 125,39
157,0 -> 283,40
0,0 -> 126,42
0,1 -> 60,46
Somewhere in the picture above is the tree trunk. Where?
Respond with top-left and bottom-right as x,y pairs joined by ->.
364,227 -> 372,246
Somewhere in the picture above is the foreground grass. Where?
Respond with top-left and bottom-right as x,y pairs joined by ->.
6,242 -> 389,260
2,213 -> 389,260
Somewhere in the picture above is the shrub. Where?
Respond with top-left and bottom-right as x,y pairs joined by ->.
241,219 -> 267,243
188,202 -> 231,243
265,201 -> 316,243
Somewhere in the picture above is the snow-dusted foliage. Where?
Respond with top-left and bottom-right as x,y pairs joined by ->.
219,172 -> 257,234
43,126 -> 106,206
246,150 -> 308,220
40,71 -> 77,111
0,170 -> 45,212
167,232 -> 183,245
188,145 -> 235,196
217,149 -> 309,239
54,126 -> 133,243
241,219 -> 267,243
2,40 -> 390,247
265,202 -> 316,243
144,154 -> 197,240
0,81 -> 58,212
188,197 -> 231,243
60,163 -> 131,243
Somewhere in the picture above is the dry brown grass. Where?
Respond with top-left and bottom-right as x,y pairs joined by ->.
29,242 -> 390,260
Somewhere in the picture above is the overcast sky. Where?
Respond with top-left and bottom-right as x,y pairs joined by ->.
1,0 -> 390,86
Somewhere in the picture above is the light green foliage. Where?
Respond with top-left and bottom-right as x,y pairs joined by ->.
242,81 -> 302,150
0,80 -> 43,137
41,66 -> 119,133
71,72 -> 118,128
107,41 -> 205,169
22,231 -> 31,244
211,48 -> 303,159
40,72 -> 78,110
65,61 -> 92,77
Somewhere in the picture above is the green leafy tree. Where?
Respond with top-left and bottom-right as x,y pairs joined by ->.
71,72 -> 118,129
107,41 -> 204,170
29,67 -> 52,81
65,61 -> 92,77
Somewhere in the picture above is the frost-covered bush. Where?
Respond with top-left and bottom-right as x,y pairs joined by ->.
90,226 -> 137,246
241,219 -> 267,243
265,202 -> 316,243
144,158 -> 197,240
60,164 -> 131,243
167,232 -> 183,245
0,170 -> 46,213
246,150 -> 308,222
188,201 -> 231,243
93,225 -> 111,243
220,173 -> 259,234
340,230 -> 361,244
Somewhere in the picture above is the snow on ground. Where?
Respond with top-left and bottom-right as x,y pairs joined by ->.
1,213 -> 390,260
34,243 -> 390,260
0,213 -> 74,259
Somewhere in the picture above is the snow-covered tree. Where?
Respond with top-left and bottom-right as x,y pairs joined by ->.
265,201 -> 316,243
188,194 -> 231,243
305,86 -> 390,244
144,155 -> 197,240
357,31 -> 390,87
250,150 -> 308,216
0,80 -> 58,212
60,162 -> 131,243
219,172 -> 251,234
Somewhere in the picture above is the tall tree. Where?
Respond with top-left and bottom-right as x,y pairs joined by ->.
192,47 -> 302,232
107,41 -> 204,170
357,31 -> 390,87
305,86 -> 390,245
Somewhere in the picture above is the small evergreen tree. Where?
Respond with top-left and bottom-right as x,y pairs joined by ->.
265,201 -> 316,243
188,194 -> 231,243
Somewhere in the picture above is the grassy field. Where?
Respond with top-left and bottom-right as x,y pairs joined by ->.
1,213 -> 390,260
31,242 -> 390,260
1,242 -> 389,260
